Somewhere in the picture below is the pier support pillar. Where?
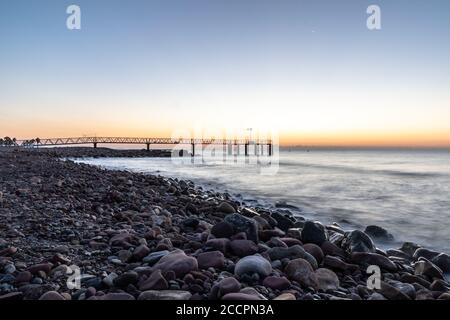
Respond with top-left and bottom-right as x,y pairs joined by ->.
245,144 -> 249,156
146,143 -> 150,151
191,143 -> 195,157
93,142 -> 97,149
268,144 -> 272,156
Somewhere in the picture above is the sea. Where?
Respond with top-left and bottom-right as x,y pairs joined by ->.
76,148 -> 450,254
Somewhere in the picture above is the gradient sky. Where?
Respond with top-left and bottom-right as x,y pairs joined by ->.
1,0 -> 450,146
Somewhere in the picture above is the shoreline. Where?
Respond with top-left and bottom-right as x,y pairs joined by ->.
0,148 -> 449,300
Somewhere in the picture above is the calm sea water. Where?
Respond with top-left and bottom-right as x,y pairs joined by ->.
76,149 -> 450,254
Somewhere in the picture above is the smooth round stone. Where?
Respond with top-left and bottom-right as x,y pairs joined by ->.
234,255 -> 272,279
224,214 -> 259,242
378,281 -> 411,300
315,268 -> 340,291
341,230 -> 375,254
280,238 -> 303,247
217,277 -> 241,297
267,245 -> 318,269
0,274 -> 15,283
132,244 -> 150,260
229,239 -> 258,257
28,263 -> 53,275
205,238 -> 230,253
350,252 -> 397,272
430,280 -> 450,292
221,293 -> 263,300
270,211 -> 295,232
138,270 -> 168,291
102,272 -> 118,287
138,290 -> 192,300
15,271 -> 33,283
39,291 -> 65,300
301,221 -> 328,246
285,258 -> 318,290
274,293 -> 296,300
197,251 -> 225,269
90,293 -> 135,300
152,249 -> 198,277
414,260 -> 444,279
211,222 -> 235,239
4,263 -> 16,274
399,242 -> 421,257
303,243 -> 324,264
217,202 -> 236,214
364,225 -> 394,241
321,241 -> 346,258
431,253 -> 450,273
142,250 -> 170,265
263,276 -> 291,290
113,271 -> 138,287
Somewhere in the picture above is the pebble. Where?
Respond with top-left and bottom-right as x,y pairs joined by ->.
301,221 -> 328,246
217,277 -> 241,297
197,251 -> 225,269
229,240 -> 258,257
205,238 -> 230,253
113,271 -> 138,287
138,269 -> 168,291
303,243 -> 324,264
221,292 -> 263,300
364,225 -> 394,241
341,230 -> 376,254
138,290 -> 192,300
224,214 -> 259,242
142,250 -> 170,265
274,293 -> 296,300
350,252 -> 398,272
152,250 -> 198,277
414,260 -> 444,279
267,245 -> 318,269
234,255 -> 272,279
262,276 -> 291,290
133,244 -> 151,260
15,271 -> 32,283
285,258 -> 318,290
39,291 -> 65,300
217,202 -> 236,214
102,272 -> 118,287
27,263 -> 53,275
271,211 -> 295,231
211,222 -> 235,239
90,293 -> 135,300
315,268 -> 340,291
431,253 -> 450,273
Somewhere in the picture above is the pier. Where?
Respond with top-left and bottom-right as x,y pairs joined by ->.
12,137 -> 274,156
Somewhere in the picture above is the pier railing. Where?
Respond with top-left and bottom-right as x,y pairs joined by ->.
9,136 -> 273,156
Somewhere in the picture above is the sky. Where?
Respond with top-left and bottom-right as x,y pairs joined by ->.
1,0 -> 450,147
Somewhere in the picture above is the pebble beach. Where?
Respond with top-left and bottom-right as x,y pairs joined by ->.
0,148 -> 449,301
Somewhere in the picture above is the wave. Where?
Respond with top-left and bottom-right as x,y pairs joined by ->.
278,160 -> 444,178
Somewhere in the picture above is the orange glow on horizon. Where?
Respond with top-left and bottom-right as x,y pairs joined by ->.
3,120 -> 450,149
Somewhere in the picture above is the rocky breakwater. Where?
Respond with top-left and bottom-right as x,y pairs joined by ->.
0,149 -> 450,300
